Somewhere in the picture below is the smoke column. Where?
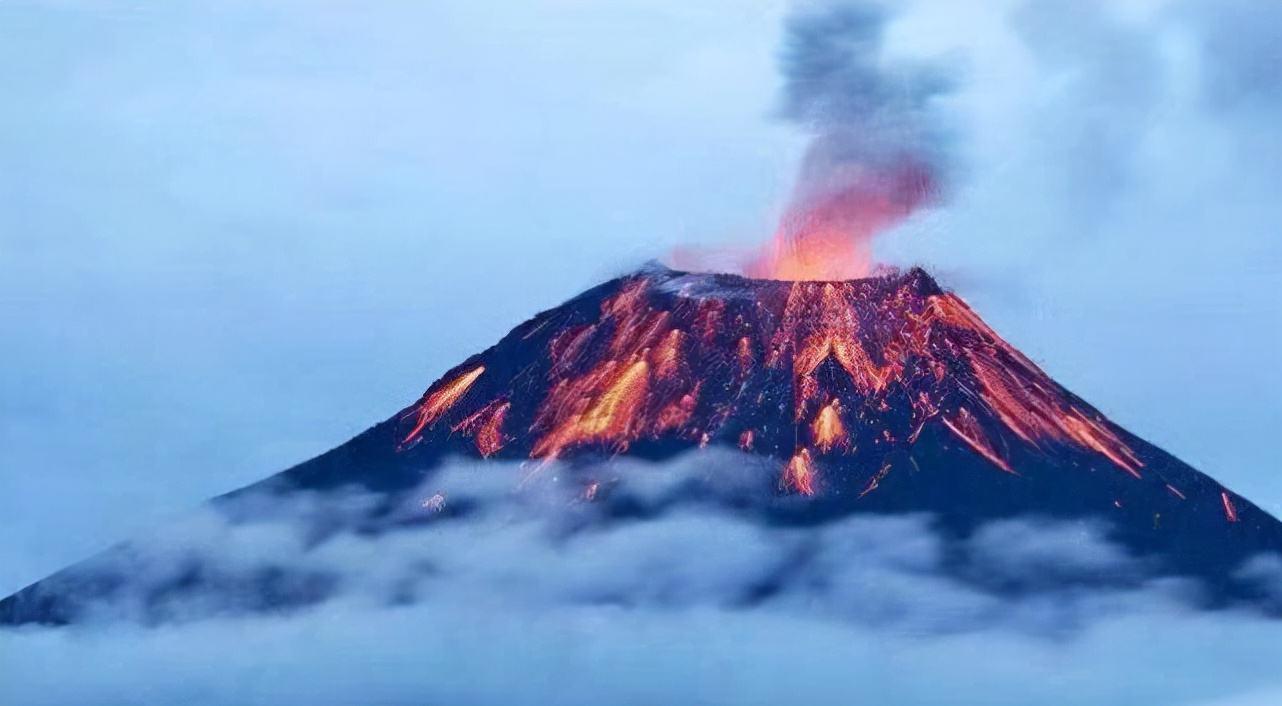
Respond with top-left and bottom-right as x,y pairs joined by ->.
749,1 -> 954,280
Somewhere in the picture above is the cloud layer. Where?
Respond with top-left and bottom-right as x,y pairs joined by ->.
5,451 -> 1282,704
4,451 -> 1203,627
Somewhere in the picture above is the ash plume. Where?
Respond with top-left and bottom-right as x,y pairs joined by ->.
750,0 -> 955,280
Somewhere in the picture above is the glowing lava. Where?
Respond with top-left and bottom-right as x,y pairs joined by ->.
783,449 -> 817,495
395,266 -> 1157,501
812,401 -> 847,453
1223,492 -> 1240,523
453,399 -> 510,457
942,408 -> 1015,475
532,359 -> 652,458
401,365 -> 485,446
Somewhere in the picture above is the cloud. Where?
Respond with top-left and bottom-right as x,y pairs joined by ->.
1235,553 -> 1282,612
779,0 -> 954,194
1176,0 -> 1282,112
0,451 -> 1216,626
5,451 -> 1282,704
7,596 -> 1282,706
1006,0 -> 1167,231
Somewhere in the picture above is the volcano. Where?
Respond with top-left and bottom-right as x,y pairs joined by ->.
4,264 -> 1281,625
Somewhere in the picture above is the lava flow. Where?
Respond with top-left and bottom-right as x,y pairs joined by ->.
384,261 -> 1260,523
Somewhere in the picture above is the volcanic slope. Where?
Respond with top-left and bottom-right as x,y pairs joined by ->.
4,264 -> 1280,624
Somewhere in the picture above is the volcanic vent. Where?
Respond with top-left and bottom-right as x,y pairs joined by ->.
3,264 -> 1281,625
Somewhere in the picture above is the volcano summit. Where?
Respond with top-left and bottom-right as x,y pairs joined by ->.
3,264 -> 1280,625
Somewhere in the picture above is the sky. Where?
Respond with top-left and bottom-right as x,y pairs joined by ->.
1,0 -> 1280,618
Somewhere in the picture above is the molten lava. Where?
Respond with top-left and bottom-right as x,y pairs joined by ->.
783,448 -> 817,496
1222,492 -> 1240,523
452,399 -> 510,458
401,365 -> 485,446
390,264 -> 1242,526
812,401 -> 847,453
942,407 -> 1015,475
399,268 -> 1146,487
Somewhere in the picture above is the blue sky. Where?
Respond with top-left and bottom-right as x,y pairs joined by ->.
2,0 -> 1280,599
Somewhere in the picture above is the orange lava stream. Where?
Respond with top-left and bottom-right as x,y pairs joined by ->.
531,280 -> 703,458
776,284 -> 889,386
942,408 -> 1016,475
1222,491 -> 1240,523
655,388 -> 700,433
737,336 -> 755,374
401,365 -> 485,445
453,399 -> 511,457
533,359 -> 651,458
580,360 -> 651,435
959,321 -> 1143,477
812,400 -> 847,453
653,329 -> 685,379
912,292 -> 1143,477
782,448 -> 817,495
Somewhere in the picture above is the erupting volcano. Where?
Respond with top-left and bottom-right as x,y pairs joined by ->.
370,263 -> 1247,522
393,264 -> 1143,486
4,263 -> 1281,625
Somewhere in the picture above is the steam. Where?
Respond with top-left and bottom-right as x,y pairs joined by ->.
748,0 -> 954,280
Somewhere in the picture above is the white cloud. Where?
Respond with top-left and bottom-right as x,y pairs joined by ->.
5,452 -> 1282,704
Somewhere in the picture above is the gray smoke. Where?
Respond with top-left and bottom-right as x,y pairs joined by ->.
779,0 -> 954,233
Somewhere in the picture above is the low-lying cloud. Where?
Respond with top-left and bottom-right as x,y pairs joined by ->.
4,451 -> 1282,705
3,451 -> 1209,628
